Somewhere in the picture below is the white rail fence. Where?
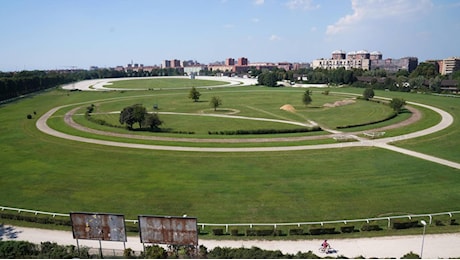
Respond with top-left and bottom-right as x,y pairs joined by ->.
1,205 -> 459,233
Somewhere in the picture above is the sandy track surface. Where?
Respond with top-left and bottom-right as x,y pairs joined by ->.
3,225 -> 460,258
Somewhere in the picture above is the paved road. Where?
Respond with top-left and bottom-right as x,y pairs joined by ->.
2,225 -> 460,258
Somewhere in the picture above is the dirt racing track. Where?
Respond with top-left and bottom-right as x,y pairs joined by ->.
38,77 -> 460,170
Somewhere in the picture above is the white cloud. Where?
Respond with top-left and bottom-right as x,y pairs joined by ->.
223,24 -> 235,29
326,0 -> 433,35
286,0 -> 319,10
269,34 -> 281,41
252,18 -> 260,23
254,0 -> 264,5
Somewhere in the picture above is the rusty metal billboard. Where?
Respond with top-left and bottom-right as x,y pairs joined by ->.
138,215 -> 198,245
70,212 -> 126,242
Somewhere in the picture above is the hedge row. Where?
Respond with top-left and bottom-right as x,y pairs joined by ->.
336,112 -> 397,129
208,127 -> 321,135
0,212 -> 71,226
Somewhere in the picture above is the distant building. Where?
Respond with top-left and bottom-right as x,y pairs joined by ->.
237,57 -> 248,66
225,58 -> 235,66
313,50 -> 418,72
183,65 -> 206,76
332,50 -> 346,60
162,60 -> 171,68
440,57 -> 460,75
312,50 -> 374,70
170,59 -> 181,68
370,57 -> 418,73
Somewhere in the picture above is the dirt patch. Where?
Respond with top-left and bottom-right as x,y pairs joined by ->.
323,99 -> 355,108
280,104 -> 296,113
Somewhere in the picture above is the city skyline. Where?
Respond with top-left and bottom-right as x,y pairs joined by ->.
1,0 -> 459,72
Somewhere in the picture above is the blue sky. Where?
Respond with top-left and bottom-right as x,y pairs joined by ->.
1,0 -> 459,71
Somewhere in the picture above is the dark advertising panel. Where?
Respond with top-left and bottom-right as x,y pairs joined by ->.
138,215 -> 198,245
70,212 -> 126,242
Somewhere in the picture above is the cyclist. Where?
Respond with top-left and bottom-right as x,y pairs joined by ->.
321,240 -> 330,252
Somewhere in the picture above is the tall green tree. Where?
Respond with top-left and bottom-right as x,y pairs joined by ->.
143,113 -> 163,130
210,96 -> 222,111
119,104 -> 147,129
302,90 -> 312,106
389,98 -> 406,113
258,72 -> 278,87
410,62 -> 439,78
188,87 -> 201,102
363,88 -> 375,100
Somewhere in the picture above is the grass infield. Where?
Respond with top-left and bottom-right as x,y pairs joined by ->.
1,79 -> 459,225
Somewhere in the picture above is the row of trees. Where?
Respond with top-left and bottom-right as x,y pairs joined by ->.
0,68 -> 186,102
256,62 -> 459,94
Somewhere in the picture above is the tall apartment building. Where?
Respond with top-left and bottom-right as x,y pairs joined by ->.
162,60 -> 171,68
370,57 -> 418,73
237,57 -> 248,66
170,59 -> 181,68
312,50 -> 374,70
313,50 -> 418,72
440,57 -> 460,75
225,58 -> 235,66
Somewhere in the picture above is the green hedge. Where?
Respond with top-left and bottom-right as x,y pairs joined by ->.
246,229 -> 275,236
208,127 -> 321,135
336,112 -> 397,129
361,224 -> 382,231
340,225 -> 356,233
392,220 -> 420,230
288,228 -> 305,235
0,212 -> 71,226
309,227 -> 336,235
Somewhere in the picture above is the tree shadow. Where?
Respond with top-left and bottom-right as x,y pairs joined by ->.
0,223 -> 22,240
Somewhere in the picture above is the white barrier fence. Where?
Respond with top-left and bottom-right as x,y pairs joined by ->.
1,205 -> 459,233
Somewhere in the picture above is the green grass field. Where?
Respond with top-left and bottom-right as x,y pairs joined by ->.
1,79 -> 459,226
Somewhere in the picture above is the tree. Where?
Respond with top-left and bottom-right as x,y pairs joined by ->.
119,104 -> 147,129
188,87 -> 201,102
410,62 -> 439,78
258,72 -> 278,87
210,96 -> 222,111
363,88 -> 375,100
119,106 -> 136,129
389,98 -> 406,113
143,113 -> 163,130
302,90 -> 312,106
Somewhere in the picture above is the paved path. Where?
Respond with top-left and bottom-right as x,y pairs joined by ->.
2,225 -> 460,258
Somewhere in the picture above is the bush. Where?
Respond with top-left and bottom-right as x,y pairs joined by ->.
212,228 -> 224,236
141,245 -> 167,259
246,229 -> 274,236
26,114 -> 32,119
230,229 -> 239,236
288,228 -> 305,235
0,241 -> 38,258
401,251 -> 420,259
435,219 -> 445,226
392,220 -> 420,229
360,224 -> 382,231
309,227 -> 336,235
340,225 -> 356,233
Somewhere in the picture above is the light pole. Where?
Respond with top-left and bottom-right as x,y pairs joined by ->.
420,220 -> 427,259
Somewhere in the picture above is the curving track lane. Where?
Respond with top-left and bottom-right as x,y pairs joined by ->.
38,77 -> 460,169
